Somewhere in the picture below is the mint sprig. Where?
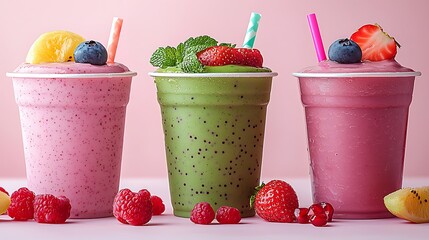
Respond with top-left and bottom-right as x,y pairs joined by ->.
150,35 -> 229,73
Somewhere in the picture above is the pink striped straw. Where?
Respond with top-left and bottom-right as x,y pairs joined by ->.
307,13 -> 327,62
107,17 -> 123,63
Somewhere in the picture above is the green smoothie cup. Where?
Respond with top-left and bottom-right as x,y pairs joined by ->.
149,68 -> 277,217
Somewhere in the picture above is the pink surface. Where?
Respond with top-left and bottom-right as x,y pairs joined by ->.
1,0 -> 428,180
1,178 -> 428,239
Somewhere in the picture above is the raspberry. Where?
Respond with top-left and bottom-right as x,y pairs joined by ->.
150,195 -> 165,215
0,187 -> 9,196
7,187 -> 35,221
190,202 -> 215,225
34,194 -> 71,224
215,206 -> 241,224
113,189 -> 152,226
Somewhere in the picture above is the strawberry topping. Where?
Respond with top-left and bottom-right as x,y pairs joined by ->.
350,24 -> 399,61
197,46 -> 263,67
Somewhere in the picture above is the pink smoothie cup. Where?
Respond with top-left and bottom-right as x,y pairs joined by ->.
293,68 -> 421,219
7,66 -> 136,218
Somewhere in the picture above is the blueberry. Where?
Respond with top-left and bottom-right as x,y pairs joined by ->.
328,39 -> 362,64
74,40 -> 108,65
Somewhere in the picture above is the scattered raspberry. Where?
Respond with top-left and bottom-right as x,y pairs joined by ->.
7,187 -> 35,221
0,187 -> 9,196
190,202 -> 215,225
113,189 -> 152,226
34,194 -> 71,224
215,206 -> 241,224
150,195 -> 165,215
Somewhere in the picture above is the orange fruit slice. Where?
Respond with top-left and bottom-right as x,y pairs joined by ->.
384,186 -> 429,223
26,30 -> 85,64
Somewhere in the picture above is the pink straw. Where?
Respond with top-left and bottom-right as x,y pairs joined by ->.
107,17 -> 123,63
307,13 -> 327,62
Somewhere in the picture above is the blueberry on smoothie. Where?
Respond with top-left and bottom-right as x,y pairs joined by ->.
328,38 -> 362,64
74,40 -> 108,65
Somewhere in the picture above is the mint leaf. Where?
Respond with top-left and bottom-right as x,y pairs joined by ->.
184,35 -> 218,48
184,44 -> 213,56
149,46 -> 177,68
175,43 -> 185,64
179,54 -> 203,73
219,43 -> 236,48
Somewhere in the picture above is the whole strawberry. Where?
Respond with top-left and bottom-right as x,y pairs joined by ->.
7,187 -> 35,221
113,189 -> 152,226
252,180 -> 299,222
34,194 -> 71,224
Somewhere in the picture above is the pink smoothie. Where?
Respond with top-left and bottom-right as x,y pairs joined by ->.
9,62 -> 135,218
294,60 -> 420,219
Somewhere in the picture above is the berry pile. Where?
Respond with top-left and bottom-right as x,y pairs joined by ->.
190,202 -> 241,225
112,188 -> 166,226
251,180 -> 334,227
328,24 -> 399,64
0,186 -> 71,224
295,202 -> 334,227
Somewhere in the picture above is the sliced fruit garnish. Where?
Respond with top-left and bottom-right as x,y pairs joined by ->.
350,24 -> 399,61
26,30 -> 85,64
0,191 -> 11,215
384,186 -> 429,223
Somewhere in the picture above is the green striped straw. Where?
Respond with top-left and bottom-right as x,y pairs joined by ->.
242,12 -> 262,48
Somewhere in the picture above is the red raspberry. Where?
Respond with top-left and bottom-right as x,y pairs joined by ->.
34,194 -> 71,224
215,206 -> 241,224
113,189 -> 152,226
7,187 -> 35,220
190,202 -> 215,225
150,195 -> 165,215
0,187 -> 9,196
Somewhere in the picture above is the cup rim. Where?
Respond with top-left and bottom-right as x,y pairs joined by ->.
148,72 -> 278,78
292,71 -> 421,78
6,71 -> 137,79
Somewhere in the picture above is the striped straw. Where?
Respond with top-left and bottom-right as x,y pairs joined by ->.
107,17 -> 123,63
242,12 -> 262,48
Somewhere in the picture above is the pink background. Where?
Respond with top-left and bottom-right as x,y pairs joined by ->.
1,0 -> 428,179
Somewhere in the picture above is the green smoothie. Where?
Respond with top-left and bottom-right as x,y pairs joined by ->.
151,65 -> 276,217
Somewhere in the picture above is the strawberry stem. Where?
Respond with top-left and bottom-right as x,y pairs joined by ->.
249,182 -> 265,208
